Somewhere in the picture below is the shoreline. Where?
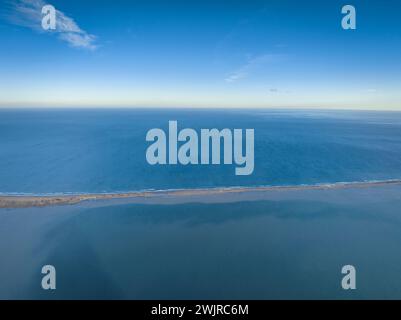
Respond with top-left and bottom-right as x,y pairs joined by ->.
1,179 -> 401,209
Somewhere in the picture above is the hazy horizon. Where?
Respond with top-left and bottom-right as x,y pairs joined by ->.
2,104 -> 401,111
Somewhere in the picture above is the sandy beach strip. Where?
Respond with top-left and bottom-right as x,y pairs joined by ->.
1,179 -> 401,209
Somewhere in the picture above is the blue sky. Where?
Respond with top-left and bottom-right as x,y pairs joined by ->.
0,0 -> 401,109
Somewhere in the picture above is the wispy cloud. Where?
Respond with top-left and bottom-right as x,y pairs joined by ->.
225,54 -> 285,83
225,71 -> 247,83
5,0 -> 97,50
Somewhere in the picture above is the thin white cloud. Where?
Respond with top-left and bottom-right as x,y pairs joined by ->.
5,0 -> 97,50
225,54 -> 285,83
225,71 -> 247,83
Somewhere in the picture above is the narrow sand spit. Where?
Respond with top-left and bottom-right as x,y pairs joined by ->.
1,179 -> 401,208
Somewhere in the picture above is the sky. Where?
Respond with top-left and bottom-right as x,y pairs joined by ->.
0,0 -> 400,109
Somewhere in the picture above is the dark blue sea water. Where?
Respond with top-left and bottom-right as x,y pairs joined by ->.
1,108 -> 401,194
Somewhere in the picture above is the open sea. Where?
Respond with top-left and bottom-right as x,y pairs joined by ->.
1,108 -> 401,194
1,108 -> 401,299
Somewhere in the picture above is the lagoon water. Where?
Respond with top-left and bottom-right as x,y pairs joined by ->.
2,185 -> 401,299
1,109 -> 401,299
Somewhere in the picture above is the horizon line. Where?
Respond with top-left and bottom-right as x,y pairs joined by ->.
0,104 -> 401,112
